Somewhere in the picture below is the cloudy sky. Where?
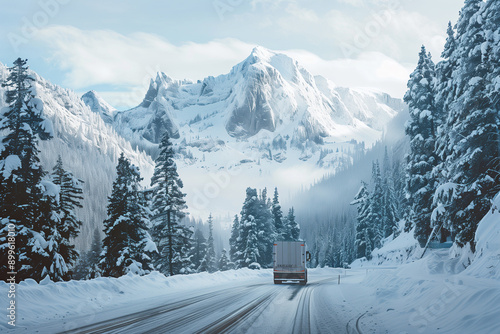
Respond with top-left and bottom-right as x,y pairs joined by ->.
1,0 -> 464,109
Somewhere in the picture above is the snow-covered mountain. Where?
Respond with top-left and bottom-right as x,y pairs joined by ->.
0,62 -> 154,251
114,47 -> 404,153
108,47 -> 406,220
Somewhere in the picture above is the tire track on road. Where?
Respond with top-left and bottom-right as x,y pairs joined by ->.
195,289 -> 281,334
58,286 -> 254,334
291,285 -> 313,334
346,311 -> 367,334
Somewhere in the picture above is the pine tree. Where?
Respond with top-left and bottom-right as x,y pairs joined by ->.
340,221 -> 355,266
272,187 -> 284,240
229,215 -> 241,266
175,225 -> 195,274
150,132 -> 189,276
87,227 -> 102,279
256,188 -> 275,267
351,182 -> 372,259
284,207 -> 300,241
381,148 -> 398,238
391,157 -> 407,220
238,188 -> 261,268
0,58 -> 54,282
99,154 -> 155,277
482,0 -> 500,198
244,224 -> 259,267
50,156 -> 84,280
434,22 -> 457,121
41,190 -> 65,281
191,228 -> 207,271
198,214 -> 217,273
403,46 -> 438,247
368,161 -> 384,248
73,227 -> 101,280
218,249 -> 230,271
364,229 -> 373,259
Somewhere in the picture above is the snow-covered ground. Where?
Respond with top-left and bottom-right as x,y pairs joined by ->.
2,262 -> 499,333
350,192 -> 500,333
2,195 -> 499,333
2,268 -> 372,333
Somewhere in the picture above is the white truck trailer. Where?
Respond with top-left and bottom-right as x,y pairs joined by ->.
273,241 -> 308,285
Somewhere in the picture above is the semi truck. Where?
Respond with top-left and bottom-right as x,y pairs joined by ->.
273,241 -> 309,285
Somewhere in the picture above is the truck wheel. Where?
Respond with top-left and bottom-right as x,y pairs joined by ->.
274,280 -> 281,284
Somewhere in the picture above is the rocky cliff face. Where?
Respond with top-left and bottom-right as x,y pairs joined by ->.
111,46 -> 405,155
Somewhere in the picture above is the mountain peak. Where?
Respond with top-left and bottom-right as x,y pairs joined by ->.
154,72 -> 175,86
81,90 -> 116,123
249,46 -> 275,61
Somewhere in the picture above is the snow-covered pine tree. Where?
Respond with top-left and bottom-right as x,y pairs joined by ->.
340,221 -> 355,266
272,187 -> 284,240
73,227 -> 101,280
229,215 -> 242,266
434,11 -> 471,187
256,188 -> 275,267
150,132 -> 189,276
175,225 -> 195,274
434,0 -> 499,249
198,213 -> 217,273
99,153 -> 155,277
191,228 -> 207,271
238,188 -> 260,268
218,248 -> 230,271
323,227 -> 336,267
432,3 -> 479,237
38,182 -> 64,281
381,148 -> 398,238
364,229 -> 373,259
482,0 -> 500,198
87,227 -> 102,279
308,237 -> 319,268
50,155 -> 84,280
368,161 -> 384,248
403,46 -> 438,247
0,58 -> 55,282
391,157 -> 407,220
283,207 -> 300,241
434,22 -> 457,121
244,225 -> 259,267
351,181 -> 372,259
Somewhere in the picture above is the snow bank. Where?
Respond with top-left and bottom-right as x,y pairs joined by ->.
352,192 -> 500,333
464,192 -> 500,279
351,220 -> 420,268
0,269 -> 271,330
353,192 -> 500,276
360,254 -> 500,334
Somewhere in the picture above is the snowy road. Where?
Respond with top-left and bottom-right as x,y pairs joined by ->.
17,268 -> 384,334
9,262 -> 495,333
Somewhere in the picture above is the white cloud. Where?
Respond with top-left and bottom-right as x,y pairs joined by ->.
280,49 -> 412,97
335,0 -> 365,7
250,0 -> 450,63
36,26 -> 412,109
37,26 -> 255,87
